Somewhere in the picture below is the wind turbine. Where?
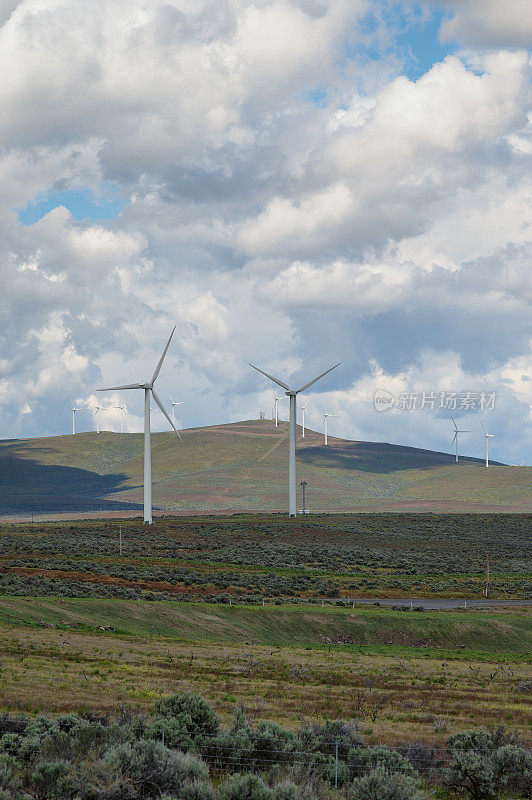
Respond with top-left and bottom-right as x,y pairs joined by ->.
301,402 -> 311,438
72,403 -> 82,435
273,394 -> 287,427
451,418 -> 470,462
250,361 -> 340,517
97,327 -> 181,524
168,394 -> 184,428
323,406 -> 338,446
480,419 -> 500,468
114,397 -> 128,433
94,404 -> 105,434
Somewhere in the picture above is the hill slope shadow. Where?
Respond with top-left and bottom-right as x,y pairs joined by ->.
0,445 -> 141,513
297,440 -> 490,473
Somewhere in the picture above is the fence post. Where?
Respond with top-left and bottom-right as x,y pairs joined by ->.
335,739 -> 338,788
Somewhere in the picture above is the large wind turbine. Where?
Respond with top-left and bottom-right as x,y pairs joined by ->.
323,406 -> 338,446
250,362 -> 340,516
97,327 -> 181,524
481,419 -> 500,468
451,418 -> 470,462
168,394 -> 184,428
72,403 -> 81,435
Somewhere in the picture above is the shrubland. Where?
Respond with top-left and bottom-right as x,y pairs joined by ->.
0,692 -> 529,800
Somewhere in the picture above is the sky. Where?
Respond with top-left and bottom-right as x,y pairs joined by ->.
0,0 -> 531,465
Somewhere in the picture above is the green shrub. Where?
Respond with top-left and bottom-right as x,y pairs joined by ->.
161,779 -> 216,800
445,749 -> 496,800
272,780 -> 300,800
219,773 -> 274,800
353,746 -> 416,778
351,766 -> 422,800
298,719 -> 363,760
0,754 -> 22,797
494,744 -> 532,795
106,739 -> 208,798
155,692 -> 219,744
30,761 -> 75,800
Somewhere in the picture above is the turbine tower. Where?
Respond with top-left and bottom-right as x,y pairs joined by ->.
72,403 -> 81,435
273,394 -> 286,427
97,327 -> 180,524
250,361 -> 340,517
323,406 -> 338,446
114,397 -> 128,433
481,419 -> 500,468
451,418 -> 470,462
94,404 -> 105,434
168,394 -> 184,428
301,402 -> 311,438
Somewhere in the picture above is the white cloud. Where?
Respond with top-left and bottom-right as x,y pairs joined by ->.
435,0 -> 532,48
0,0 -> 529,462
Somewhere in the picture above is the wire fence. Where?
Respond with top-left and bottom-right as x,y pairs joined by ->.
148,724 -> 450,781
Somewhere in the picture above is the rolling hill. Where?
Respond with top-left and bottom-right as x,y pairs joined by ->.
0,419 -> 529,516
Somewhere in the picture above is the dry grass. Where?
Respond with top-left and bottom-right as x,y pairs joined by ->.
1,624 -> 530,747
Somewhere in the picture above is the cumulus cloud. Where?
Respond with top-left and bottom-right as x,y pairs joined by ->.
434,0 -> 532,48
0,0 -> 530,463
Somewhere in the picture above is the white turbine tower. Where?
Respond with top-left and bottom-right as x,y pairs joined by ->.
481,419 -> 501,468
168,394 -> 184,428
273,394 -> 287,427
250,362 -> 340,517
97,327 -> 181,524
451,418 -> 470,463
323,406 -> 338,446
72,403 -> 81,435
301,402 -> 311,438
94,404 -> 105,434
114,397 -> 128,433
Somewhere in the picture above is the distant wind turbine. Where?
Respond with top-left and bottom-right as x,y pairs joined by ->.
481,419 -> 501,468
451,418 -> 470,463
168,394 -> 184,428
250,361 -> 340,516
114,397 -> 128,433
273,394 -> 287,427
72,403 -> 82,435
97,327 -> 181,524
301,402 -> 311,438
94,404 -> 105,434
323,406 -> 338,446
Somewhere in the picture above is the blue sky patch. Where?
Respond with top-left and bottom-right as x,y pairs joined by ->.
18,184 -> 125,225
345,2 -> 455,82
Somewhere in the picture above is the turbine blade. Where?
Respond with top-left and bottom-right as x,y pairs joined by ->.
451,418 -> 458,431
249,364 -> 290,391
295,362 -> 341,394
151,326 -> 176,384
151,387 -> 182,440
451,432 -> 457,443
480,419 -> 488,434
97,384 -> 142,391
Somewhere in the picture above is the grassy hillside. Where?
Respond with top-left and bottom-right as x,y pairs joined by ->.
0,419 -> 529,515
1,599 -> 530,743
0,597 -> 529,659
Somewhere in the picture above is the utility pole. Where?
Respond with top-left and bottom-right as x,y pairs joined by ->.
300,480 -> 308,514
119,522 -> 122,556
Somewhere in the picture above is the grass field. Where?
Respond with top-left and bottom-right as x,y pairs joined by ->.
0,419 -> 530,515
0,598 -> 530,746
